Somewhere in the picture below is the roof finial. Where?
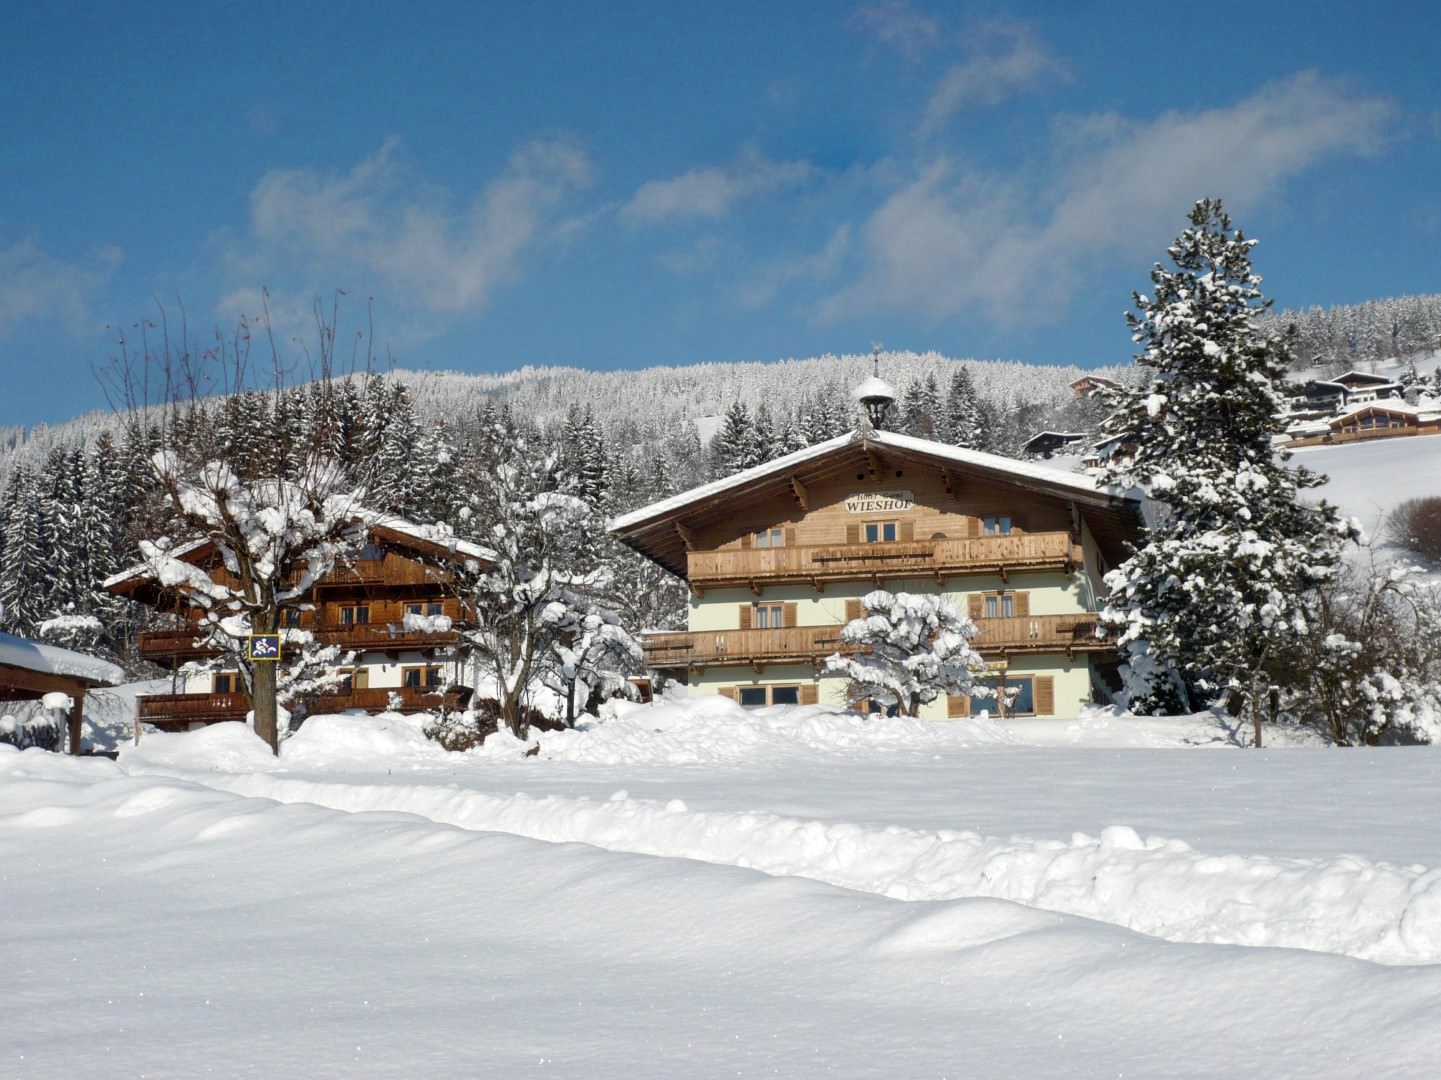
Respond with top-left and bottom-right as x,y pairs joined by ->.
852,344 -> 896,431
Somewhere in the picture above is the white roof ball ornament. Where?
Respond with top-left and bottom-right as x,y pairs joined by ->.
852,343 -> 896,430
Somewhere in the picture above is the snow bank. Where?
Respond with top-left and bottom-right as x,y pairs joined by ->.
475,696 -> 1019,765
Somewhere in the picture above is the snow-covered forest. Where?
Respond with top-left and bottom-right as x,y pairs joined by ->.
0,350 -> 1117,659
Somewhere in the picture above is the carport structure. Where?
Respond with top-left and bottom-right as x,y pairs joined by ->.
0,631 -> 123,755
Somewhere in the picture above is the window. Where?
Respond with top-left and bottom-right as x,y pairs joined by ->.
283,608 -> 303,628
863,521 -> 898,544
213,672 -> 236,694
339,605 -> 371,626
338,669 -> 370,693
753,603 -> 784,628
983,515 -> 1013,536
402,666 -> 442,689
968,676 -> 1034,717
405,602 -> 445,617
735,685 -> 803,708
984,595 -> 1015,618
753,528 -> 785,549
359,543 -> 385,561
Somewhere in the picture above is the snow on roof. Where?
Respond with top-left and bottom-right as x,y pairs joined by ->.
0,631 -> 123,686
103,513 -> 492,591
1330,401 -> 1438,424
610,429 -> 1132,533
1333,370 -> 1402,387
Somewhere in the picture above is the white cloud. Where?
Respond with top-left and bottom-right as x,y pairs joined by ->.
920,24 -> 1060,134
822,72 -> 1393,328
0,239 -> 120,341
622,151 -> 812,224
852,2 -> 941,57
220,136 -> 591,324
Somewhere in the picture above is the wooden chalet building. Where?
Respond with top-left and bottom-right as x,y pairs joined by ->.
104,517 -> 488,732
610,424 -> 1144,720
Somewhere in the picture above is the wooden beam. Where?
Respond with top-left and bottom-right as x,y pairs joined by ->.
675,520 -> 698,550
68,690 -> 85,756
943,469 -> 964,500
789,475 -> 809,510
864,447 -> 882,481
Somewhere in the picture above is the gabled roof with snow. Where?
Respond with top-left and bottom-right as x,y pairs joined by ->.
1329,401 -> 1441,426
1333,370 -> 1403,389
610,429 -> 1141,576
104,511 -> 492,596
0,631 -> 123,688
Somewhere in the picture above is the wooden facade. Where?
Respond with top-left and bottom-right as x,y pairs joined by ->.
611,429 -> 1142,720
106,518 -> 487,734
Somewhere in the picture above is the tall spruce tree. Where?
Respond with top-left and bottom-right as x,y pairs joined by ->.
1095,198 -> 1356,745
944,366 -> 984,448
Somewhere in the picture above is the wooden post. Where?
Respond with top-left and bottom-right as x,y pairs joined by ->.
68,690 -> 85,756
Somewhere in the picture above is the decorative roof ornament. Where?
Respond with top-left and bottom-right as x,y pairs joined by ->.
851,342 -> 896,431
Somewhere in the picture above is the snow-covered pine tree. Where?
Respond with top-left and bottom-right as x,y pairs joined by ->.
823,590 -> 989,717
944,366 -> 984,448
1094,198 -> 1358,745
710,401 -> 762,477
0,464 -> 51,634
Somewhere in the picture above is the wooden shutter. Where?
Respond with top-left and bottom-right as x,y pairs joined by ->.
739,605 -> 752,629
968,516 -> 981,538
1013,592 -> 1030,617
717,686 -> 737,702
846,523 -> 860,545
947,694 -> 969,718
783,602 -> 798,628
784,526 -> 797,546
845,598 -> 863,622
899,520 -> 915,542
1034,676 -> 1055,716
740,531 -> 753,549
799,684 -> 819,706
968,594 -> 983,620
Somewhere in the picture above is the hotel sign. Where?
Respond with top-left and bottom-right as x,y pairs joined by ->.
844,490 -> 915,514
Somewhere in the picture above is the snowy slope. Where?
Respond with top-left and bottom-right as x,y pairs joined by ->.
5,700 -> 1441,1078
1293,434 -> 1441,538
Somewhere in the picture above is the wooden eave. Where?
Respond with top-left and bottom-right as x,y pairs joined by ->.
610,435 -> 1142,578
0,661 -> 114,697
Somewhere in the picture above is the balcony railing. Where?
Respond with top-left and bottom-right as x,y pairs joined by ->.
138,622 -> 462,662
642,614 -> 1104,670
686,533 -> 1082,590
135,684 -> 471,730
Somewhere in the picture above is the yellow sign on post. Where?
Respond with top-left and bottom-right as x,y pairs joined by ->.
247,634 -> 282,661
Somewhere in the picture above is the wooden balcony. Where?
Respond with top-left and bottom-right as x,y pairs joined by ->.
135,684 -> 471,731
686,533 -> 1082,591
642,614 -> 1105,671
138,622 -> 462,663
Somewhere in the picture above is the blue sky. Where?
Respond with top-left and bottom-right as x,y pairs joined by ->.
3,1 -> 1438,426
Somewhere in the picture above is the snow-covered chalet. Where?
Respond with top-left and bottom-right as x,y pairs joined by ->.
105,516 -> 488,731
610,383 -> 1144,720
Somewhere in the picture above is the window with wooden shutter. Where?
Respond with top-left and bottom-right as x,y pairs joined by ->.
899,520 -> 915,542
739,605 -> 752,630
783,602 -> 798,628
968,594 -> 984,620
1034,676 -> 1055,716
799,684 -> 819,705
947,694 -> 969,718
845,598 -> 864,622
846,523 -> 860,545
1014,591 -> 1030,617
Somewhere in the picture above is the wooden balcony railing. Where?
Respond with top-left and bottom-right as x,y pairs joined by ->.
135,684 -> 472,730
642,614 -> 1105,670
138,622 -> 462,662
686,533 -> 1082,590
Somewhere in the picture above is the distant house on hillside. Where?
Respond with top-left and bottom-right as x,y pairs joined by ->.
1329,402 -> 1441,439
1021,431 -> 1088,459
610,391 -> 1143,720
105,516 -> 487,733
1069,375 -> 1120,398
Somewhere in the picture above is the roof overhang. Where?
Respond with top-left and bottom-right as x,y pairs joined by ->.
609,430 -> 1142,577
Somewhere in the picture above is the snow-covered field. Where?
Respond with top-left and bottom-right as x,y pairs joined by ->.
5,700 -> 1441,1078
